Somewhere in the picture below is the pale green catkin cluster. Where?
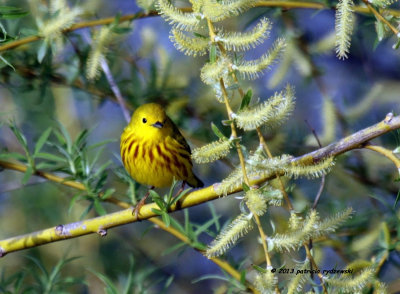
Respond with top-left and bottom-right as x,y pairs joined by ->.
156,0 -> 369,292
254,270 -> 277,294
233,84 -> 295,131
39,1 -> 82,39
267,208 -> 353,252
192,138 -> 232,164
205,213 -> 253,258
86,27 -> 117,80
38,0 -> 82,52
335,0 -> 355,59
287,259 -> 310,294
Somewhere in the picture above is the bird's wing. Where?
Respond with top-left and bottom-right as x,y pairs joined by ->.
168,117 -> 192,153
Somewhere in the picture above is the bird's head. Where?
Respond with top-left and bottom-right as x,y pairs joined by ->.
128,103 -> 173,141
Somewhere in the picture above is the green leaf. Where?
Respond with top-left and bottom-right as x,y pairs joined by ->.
0,152 -> 26,161
111,27 -> 132,34
208,203 -> 221,231
239,89 -> 252,111
193,32 -> 207,39
94,200 -> 107,216
378,222 -> 390,250
35,152 -> 67,162
221,119 -> 233,126
162,242 -> 186,256
376,20 -> 385,42
211,122 -> 227,140
242,183 -> 250,192
37,40 -> 48,64
68,193 -> 83,215
33,128 -> 52,156
0,6 -> 28,19
0,55 -> 15,70
393,146 -> 400,154
252,264 -> 267,273
55,121 -> 72,153
394,190 -> 400,209
163,275 -> 174,291
151,208 -> 163,215
209,44 -> 217,63
192,242 -> 206,250
22,165 -> 33,184
101,188 -> 115,200
240,270 -> 246,285
9,123 -> 28,150
88,270 -> 119,294
169,217 -> 186,235
161,211 -> 171,227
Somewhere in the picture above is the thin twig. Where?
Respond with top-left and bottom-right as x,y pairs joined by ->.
304,120 -> 326,209
304,243 -> 328,294
363,143 -> 400,169
361,0 -> 399,35
100,58 -> 131,123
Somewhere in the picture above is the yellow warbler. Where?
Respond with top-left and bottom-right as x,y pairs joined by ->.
120,103 -> 203,215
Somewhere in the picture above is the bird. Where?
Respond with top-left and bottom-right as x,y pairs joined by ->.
120,103 -> 204,217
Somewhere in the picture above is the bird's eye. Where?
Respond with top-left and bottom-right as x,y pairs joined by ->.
142,118 -> 147,123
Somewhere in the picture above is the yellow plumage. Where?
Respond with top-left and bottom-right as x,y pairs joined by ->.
120,103 -> 203,189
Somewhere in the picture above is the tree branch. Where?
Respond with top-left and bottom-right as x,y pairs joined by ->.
0,113 -> 399,256
1,3 -> 400,53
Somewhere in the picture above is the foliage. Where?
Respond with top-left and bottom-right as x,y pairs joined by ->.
0,0 -> 400,293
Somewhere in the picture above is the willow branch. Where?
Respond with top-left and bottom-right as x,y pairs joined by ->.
0,113 -> 400,256
0,11 -> 158,52
2,3 -> 400,53
0,161 -> 257,293
363,144 -> 400,170
361,0 -> 399,35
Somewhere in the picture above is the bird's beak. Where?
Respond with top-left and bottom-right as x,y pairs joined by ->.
152,121 -> 164,129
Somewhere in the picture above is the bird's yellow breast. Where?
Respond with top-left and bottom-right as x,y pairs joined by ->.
120,129 -> 193,188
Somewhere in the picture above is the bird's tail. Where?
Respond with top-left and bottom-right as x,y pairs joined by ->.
187,173 -> 204,188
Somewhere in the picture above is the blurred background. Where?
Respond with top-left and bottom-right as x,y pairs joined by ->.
0,0 -> 400,293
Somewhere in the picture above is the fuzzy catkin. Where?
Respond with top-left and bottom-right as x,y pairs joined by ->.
234,84 -> 295,131
234,38 -> 286,80
254,271 -> 277,294
156,0 -> 200,30
335,0 -> 355,59
217,17 -> 271,52
205,213 -> 253,258
245,189 -> 268,216
170,28 -> 209,57
192,139 -> 231,164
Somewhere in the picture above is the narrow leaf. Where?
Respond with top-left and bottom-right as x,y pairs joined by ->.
239,89 -> 252,111
34,127 -> 52,156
